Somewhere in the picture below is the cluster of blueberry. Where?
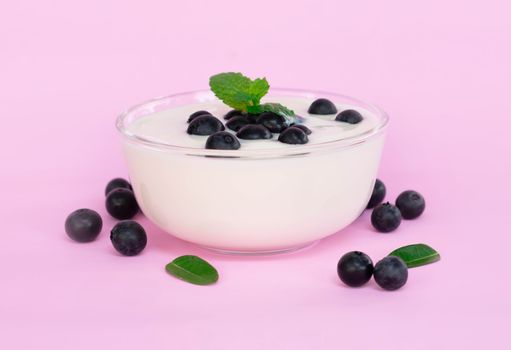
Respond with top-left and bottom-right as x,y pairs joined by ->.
186,109 -> 310,149
336,181 -> 427,291
64,178 -> 147,256
337,251 -> 408,291
307,98 -> 364,124
186,98 -> 363,150
366,179 -> 426,232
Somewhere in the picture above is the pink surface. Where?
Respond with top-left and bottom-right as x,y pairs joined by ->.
1,0 -> 510,348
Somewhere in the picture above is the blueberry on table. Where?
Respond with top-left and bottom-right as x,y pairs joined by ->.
307,98 -> 337,115
373,256 -> 408,291
205,131 -> 241,150
371,202 -> 401,233
187,110 -> 212,123
366,179 -> 386,209
105,177 -> 132,196
226,116 -> 251,132
256,112 -> 288,133
187,115 -> 225,135
236,125 -> 272,140
396,190 -> 426,219
337,251 -> 374,287
278,127 -> 309,144
335,109 -> 363,124
106,188 -> 139,220
289,123 -> 312,135
110,220 -> 147,256
224,109 -> 246,120
65,209 -> 102,242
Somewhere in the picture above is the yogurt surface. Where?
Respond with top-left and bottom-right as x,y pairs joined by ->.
126,97 -> 380,150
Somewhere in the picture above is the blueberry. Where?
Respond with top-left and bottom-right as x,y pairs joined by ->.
105,177 -> 132,196
65,209 -> 102,242
187,115 -> 225,135
110,220 -> 147,256
337,251 -> 374,287
246,113 -> 260,123
226,116 -> 251,132
371,202 -> 401,233
106,188 -> 139,220
224,110 -> 246,120
289,124 -> 312,135
308,98 -> 337,115
278,127 -> 309,144
373,256 -> 408,291
366,179 -> 386,209
236,124 -> 272,140
256,112 -> 288,133
187,110 -> 212,123
205,131 -> 241,150
396,190 -> 425,219
335,109 -> 363,124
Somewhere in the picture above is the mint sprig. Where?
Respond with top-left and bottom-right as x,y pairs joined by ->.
209,72 -> 294,118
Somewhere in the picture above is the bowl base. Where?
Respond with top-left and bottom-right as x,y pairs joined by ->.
198,240 -> 319,256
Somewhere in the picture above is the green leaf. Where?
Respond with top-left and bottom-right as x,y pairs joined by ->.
209,72 -> 269,111
248,78 -> 270,102
247,102 -> 295,117
388,244 -> 440,268
165,255 -> 219,285
209,72 -> 295,121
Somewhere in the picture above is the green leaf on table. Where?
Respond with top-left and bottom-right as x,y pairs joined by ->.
389,243 -> 440,268
165,255 -> 219,285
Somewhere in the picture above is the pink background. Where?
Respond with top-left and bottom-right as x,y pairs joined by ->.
1,0 -> 510,348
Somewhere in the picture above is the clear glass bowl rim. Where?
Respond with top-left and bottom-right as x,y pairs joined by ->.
116,88 -> 389,158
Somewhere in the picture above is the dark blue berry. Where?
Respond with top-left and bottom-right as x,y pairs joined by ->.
337,251 -> 374,287
106,188 -> 139,220
65,209 -> 102,242
308,98 -> 337,115
256,112 -> 288,133
371,202 -> 401,233
187,110 -> 212,123
335,109 -> 363,124
236,124 -> 272,140
224,110 -> 246,120
374,256 -> 408,291
105,178 -> 132,196
226,116 -> 251,132
187,115 -> 225,135
396,190 -> 425,219
278,127 -> 309,144
289,124 -> 312,135
366,179 -> 386,209
205,131 -> 241,150
247,113 -> 261,123
110,220 -> 147,256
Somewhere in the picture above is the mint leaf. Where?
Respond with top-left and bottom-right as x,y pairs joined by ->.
247,102 -> 295,117
165,255 -> 219,285
389,244 -> 440,268
209,72 -> 294,119
248,78 -> 270,102
209,72 -> 269,111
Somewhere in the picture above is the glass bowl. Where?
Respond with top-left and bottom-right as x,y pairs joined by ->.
116,89 -> 388,255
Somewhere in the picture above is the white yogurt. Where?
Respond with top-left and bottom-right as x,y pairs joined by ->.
128,97 -> 379,151
119,93 -> 387,253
